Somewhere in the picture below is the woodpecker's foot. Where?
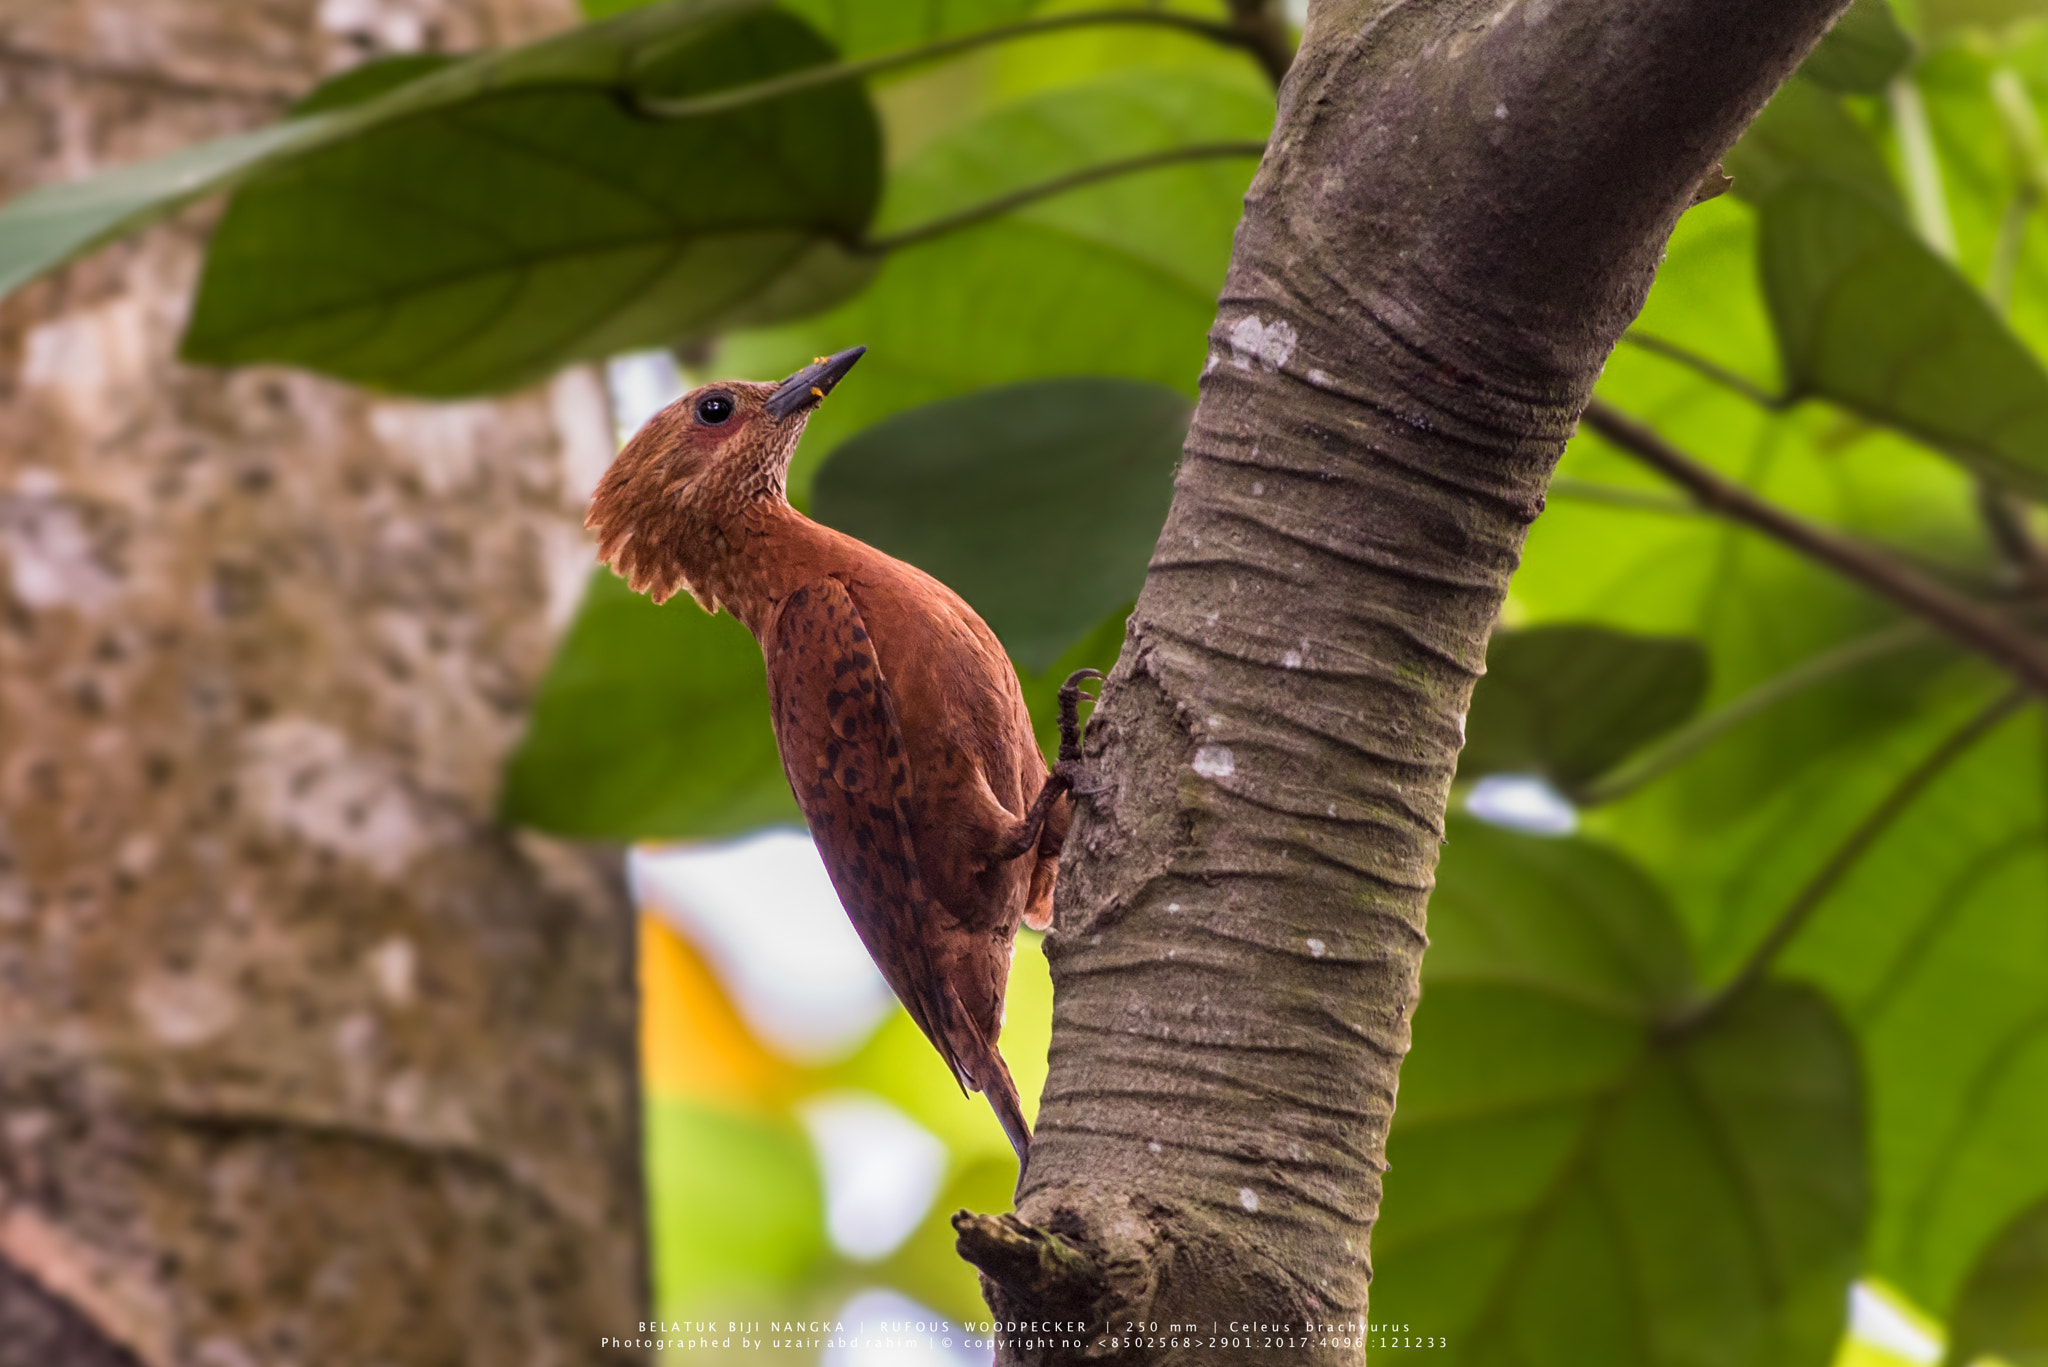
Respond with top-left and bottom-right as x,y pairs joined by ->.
991,764 -> 1075,863
1057,668 -> 1105,764
989,672 -> 1108,863
1051,756 -> 1107,798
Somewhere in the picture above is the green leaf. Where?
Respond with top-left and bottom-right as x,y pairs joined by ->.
1761,175 -> 2048,499
0,118 -> 337,302
1372,823 -> 1866,1367
0,0 -> 779,306
1802,0 -> 1914,94
1726,78 -> 1903,214
290,53 -> 456,114
1947,1194 -> 2048,1367
717,67 -> 1270,499
811,379 -> 1184,672
584,0 -> 1039,53
1767,701 -> 2048,1319
181,8 -> 880,395
501,570 -> 796,840
779,0 -> 1040,59
1460,625 -> 1710,799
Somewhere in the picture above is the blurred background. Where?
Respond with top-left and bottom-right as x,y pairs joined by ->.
6,0 -> 2048,1365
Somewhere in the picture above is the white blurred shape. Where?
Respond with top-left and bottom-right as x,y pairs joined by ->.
605,349 -> 687,448
1849,1283 -> 1942,1364
800,1092 -> 949,1263
825,1289 -> 992,1367
547,367 -> 617,505
632,830 -> 894,1061
1464,774 -> 1579,836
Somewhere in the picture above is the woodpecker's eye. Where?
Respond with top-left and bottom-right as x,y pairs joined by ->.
694,392 -> 736,425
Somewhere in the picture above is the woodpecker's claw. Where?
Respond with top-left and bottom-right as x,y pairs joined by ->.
1056,668 -> 1105,764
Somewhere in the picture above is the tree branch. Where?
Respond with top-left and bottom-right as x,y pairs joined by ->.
634,9 -> 1263,120
1580,398 -> 2048,697
1667,685 -> 2027,1035
859,143 -> 1270,255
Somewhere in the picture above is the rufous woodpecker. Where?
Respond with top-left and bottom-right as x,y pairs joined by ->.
586,347 -> 1096,1163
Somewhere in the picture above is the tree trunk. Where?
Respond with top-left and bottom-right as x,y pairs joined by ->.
0,5 -> 645,1365
959,2 -> 1853,1362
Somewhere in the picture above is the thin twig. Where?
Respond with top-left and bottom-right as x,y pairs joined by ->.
1580,399 -> 2048,697
1665,685 -> 2027,1035
860,142 -> 1269,255
1577,619 -> 1934,805
1619,331 -> 1790,410
1546,475 -> 1700,516
635,9 -> 1258,119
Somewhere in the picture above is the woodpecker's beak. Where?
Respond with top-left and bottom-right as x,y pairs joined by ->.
765,346 -> 866,422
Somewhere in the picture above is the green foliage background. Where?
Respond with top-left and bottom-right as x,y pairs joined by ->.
8,0 -> 2048,1362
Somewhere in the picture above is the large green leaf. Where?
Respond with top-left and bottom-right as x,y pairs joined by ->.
1460,625 -> 1710,799
717,67 -> 1270,499
501,570 -> 795,840
1760,175 -> 2048,498
584,0 -> 1040,55
1800,0 -> 1914,95
1945,1193 -> 2048,1367
1726,78 -> 1903,215
290,53 -> 457,114
779,0 -> 1040,58
1372,823 -> 1866,1367
1769,701 -> 2048,1318
181,8 -> 880,395
0,0 -> 781,306
811,378 -> 1185,672
0,118 -> 336,302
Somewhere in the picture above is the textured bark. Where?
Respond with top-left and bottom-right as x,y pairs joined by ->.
0,4 -> 645,1365
967,1 -> 1854,1362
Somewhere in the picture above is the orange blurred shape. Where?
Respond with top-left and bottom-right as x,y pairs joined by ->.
640,912 -> 811,1111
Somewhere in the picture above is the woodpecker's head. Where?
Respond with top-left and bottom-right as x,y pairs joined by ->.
587,346 -> 864,604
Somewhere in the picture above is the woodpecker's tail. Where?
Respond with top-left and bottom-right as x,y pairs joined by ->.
934,982 -> 1031,1168
979,1047 -> 1033,1168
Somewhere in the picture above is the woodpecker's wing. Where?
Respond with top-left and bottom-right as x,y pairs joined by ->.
765,577 -> 1031,1158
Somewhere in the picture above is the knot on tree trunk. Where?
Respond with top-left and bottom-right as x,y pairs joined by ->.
954,1187 -> 1333,1365
952,1211 -> 1107,1319
952,1189 -> 1168,1364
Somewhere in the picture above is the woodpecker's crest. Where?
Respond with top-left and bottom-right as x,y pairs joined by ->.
586,347 -> 865,607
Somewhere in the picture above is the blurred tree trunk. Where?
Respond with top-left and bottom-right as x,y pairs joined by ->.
0,4 -> 645,1365
960,2 -> 1852,1363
